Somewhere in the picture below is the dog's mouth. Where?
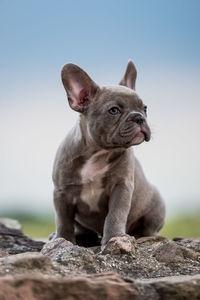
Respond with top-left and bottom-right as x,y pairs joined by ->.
119,126 -> 151,146
141,127 -> 151,142
130,131 -> 145,145
105,123 -> 151,149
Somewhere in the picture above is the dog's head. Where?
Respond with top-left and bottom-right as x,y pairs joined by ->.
61,61 -> 151,149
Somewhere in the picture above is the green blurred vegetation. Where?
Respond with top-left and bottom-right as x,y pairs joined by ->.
19,215 -> 56,238
160,214 -> 200,239
1,213 -> 55,238
1,212 -> 200,239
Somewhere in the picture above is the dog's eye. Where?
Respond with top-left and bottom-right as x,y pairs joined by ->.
108,107 -> 120,115
143,106 -> 147,114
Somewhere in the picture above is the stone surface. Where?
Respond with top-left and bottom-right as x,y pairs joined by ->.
153,240 -> 200,263
0,250 -> 9,258
0,252 -> 55,275
174,237 -> 200,253
40,235 -> 200,280
0,273 -> 200,299
153,240 -> 185,263
0,222 -> 44,254
1,219 -> 200,299
0,273 -> 138,300
0,217 -> 22,231
41,238 -> 95,274
133,274 -> 200,299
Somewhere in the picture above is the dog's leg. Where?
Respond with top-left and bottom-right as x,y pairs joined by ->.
101,183 -> 132,246
141,192 -> 165,236
53,189 -> 76,244
129,190 -> 165,237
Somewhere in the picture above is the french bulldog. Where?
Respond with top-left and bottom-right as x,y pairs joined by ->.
52,61 -> 165,247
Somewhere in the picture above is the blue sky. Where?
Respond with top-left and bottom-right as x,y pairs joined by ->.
0,0 -> 200,216
1,0 -> 200,81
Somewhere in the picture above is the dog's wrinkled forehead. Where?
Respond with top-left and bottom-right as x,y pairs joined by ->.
95,85 -> 142,109
103,85 -> 136,96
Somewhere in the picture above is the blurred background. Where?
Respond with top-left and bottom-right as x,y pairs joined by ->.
0,0 -> 200,238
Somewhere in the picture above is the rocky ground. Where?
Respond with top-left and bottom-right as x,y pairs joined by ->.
0,218 -> 200,299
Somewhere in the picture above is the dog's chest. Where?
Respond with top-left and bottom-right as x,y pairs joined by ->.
80,150 -> 109,212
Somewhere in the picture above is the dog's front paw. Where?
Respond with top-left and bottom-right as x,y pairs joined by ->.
101,233 -> 130,248
101,235 -> 136,256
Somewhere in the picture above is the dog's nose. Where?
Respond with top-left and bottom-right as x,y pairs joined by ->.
134,114 -> 144,125
127,113 -> 144,125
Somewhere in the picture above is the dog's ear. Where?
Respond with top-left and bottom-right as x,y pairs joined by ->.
61,64 -> 99,112
119,60 -> 137,90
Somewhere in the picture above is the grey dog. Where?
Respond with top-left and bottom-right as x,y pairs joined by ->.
52,60 -> 165,248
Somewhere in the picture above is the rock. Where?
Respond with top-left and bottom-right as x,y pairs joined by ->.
0,273 -> 138,300
1,218 -> 200,298
180,245 -> 200,261
4,252 -> 53,269
175,238 -> 200,253
40,234 -> 200,279
0,252 -> 60,276
0,250 -> 9,258
41,237 -> 74,256
153,240 -> 185,263
134,274 -> 200,299
153,240 -> 200,263
101,236 -> 136,256
0,217 -> 22,231
41,238 -> 95,274
0,222 -> 44,254
137,235 -> 168,244
0,272 -> 200,299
